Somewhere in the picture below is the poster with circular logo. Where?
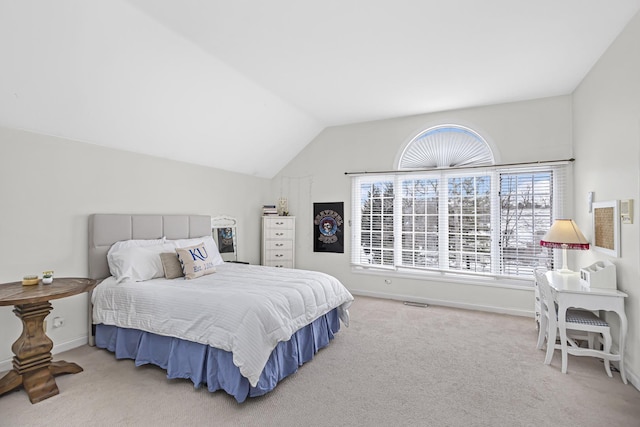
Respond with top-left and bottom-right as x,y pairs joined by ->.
313,202 -> 344,253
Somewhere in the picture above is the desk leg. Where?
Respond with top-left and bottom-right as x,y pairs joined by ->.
618,309 -> 628,384
557,303 -> 569,374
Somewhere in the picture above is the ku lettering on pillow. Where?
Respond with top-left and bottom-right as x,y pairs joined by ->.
175,243 -> 217,279
169,236 -> 224,266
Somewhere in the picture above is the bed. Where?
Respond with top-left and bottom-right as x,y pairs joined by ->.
88,214 -> 353,402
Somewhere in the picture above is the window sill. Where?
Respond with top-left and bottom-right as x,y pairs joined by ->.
351,265 -> 533,290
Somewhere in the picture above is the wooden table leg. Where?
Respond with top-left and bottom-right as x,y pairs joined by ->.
49,361 -> 83,376
9,302 -> 59,403
0,301 -> 87,403
0,369 -> 23,396
0,278 -> 96,403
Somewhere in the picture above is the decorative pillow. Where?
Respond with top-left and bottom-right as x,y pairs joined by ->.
159,252 -> 184,279
175,243 -> 217,279
169,236 -> 224,266
108,243 -> 175,282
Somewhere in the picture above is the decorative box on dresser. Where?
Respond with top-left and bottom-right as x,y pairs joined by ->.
261,216 -> 295,268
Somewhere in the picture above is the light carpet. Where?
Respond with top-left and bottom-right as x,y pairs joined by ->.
1,296 -> 639,426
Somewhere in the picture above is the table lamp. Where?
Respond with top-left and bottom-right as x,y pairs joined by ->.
540,219 -> 590,273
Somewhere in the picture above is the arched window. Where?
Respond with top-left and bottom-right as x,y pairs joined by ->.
399,125 -> 494,169
351,124 -> 566,281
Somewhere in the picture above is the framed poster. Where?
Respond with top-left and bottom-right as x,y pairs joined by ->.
313,202 -> 344,253
592,200 -> 620,257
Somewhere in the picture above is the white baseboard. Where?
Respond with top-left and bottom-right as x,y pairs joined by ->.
350,289 -> 533,317
0,335 -> 88,373
621,363 -> 639,391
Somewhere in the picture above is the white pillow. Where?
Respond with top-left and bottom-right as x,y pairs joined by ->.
108,238 -> 165,254
107,238 -> 165,277
169,236 -> 224,266
108,243 -> 176,282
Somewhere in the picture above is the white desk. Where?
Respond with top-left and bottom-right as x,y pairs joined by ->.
545,270 -> 628,383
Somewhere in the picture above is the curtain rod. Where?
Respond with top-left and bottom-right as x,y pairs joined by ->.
344,158 -> 575,176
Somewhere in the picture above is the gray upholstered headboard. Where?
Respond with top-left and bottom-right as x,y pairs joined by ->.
88,214 -> 212,280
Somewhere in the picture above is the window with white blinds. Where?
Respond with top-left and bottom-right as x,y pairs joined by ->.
499,169 -> 557,276
350,125 -> 566,280
354,177 -> 395,268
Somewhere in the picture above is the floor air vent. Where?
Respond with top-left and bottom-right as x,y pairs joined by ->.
403,301 -> 428,308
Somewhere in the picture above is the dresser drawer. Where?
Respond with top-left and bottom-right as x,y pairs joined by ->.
264,240 -> 293,250
264,249 -> 293,262
264,228 -> 294,240
263,259 -> 294,269
265,217 -> 295,230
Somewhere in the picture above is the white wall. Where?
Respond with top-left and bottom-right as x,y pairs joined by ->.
271,95 -> 573,315
271,11 -> 640,386
0,126 -> 270,369
572,12 -> 640,386
4,11 -> 638,384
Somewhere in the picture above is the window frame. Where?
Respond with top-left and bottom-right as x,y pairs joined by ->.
351,164 -> 566,284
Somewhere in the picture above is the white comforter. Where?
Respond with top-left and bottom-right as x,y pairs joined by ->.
92,262 -> 353,387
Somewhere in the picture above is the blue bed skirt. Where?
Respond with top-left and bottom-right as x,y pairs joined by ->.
94,308 -> 340,403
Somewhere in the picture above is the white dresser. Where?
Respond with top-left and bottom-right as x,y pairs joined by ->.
261,216 -> 295,268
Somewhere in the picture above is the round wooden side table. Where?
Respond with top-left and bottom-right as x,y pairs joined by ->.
0,278 -> 96,403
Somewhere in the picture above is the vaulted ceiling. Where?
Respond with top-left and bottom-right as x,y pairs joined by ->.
1,1 -> 639,177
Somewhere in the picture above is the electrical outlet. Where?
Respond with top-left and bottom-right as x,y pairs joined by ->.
53,317 -> 65,328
